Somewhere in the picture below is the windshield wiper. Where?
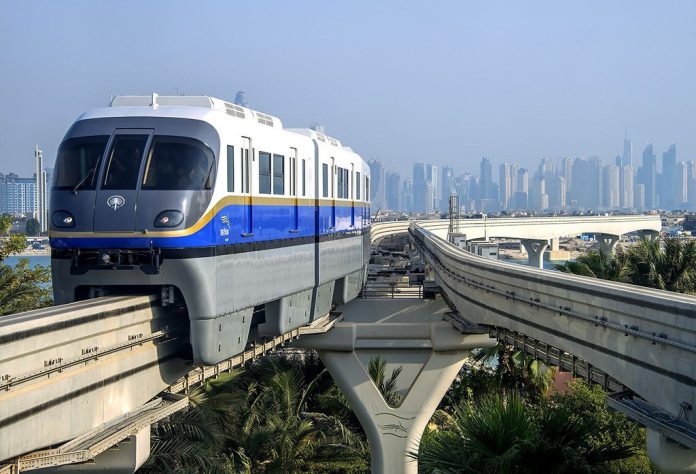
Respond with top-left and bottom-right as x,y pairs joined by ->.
72,168 -> 96,194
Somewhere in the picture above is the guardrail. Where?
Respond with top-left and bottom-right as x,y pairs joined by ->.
360,281 -> 424,299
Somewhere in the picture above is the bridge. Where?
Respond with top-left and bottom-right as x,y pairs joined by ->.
3,214 -> 696,474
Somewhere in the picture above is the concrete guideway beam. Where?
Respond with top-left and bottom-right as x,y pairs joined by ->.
520,239 -> 549,269
294,299 -> 495,474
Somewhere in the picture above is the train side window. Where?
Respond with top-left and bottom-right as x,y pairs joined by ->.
322,163 -> 328,198
337,167 -> 344,198
343,169 -> 349,199
356,172 -> 361,200
259,151 -> 271,194
302,159 -> 306,196
273,154 -> 284,195
227,146 -> 234,192
366,176 -> 370,201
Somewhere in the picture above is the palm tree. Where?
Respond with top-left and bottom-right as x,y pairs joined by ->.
472,344 -> 555,400
367,355 -> 403,407
414,393 -> 637,473
554,247 -> 632,283
629,236 -> 696,293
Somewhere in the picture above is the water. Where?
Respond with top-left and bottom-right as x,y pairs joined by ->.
3,255 -> 51,268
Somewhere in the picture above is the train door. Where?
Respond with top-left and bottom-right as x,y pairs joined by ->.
330,157 -> 336,230
290,147 -> 299,232
241,137 -> 253,236
93,129 -> 152,232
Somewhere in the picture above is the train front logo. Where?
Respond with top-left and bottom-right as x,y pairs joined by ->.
106,195 -> 125,210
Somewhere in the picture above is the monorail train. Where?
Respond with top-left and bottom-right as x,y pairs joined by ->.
49,94 -> 371,364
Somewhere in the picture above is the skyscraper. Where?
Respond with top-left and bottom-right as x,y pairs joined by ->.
498,163 -> 512,209
661,143 -> 677,209
602,165 -> 620,209
622,131 -> 632,167
368,159 -> 386,210
480,157 -> 492,200
639,144 -> 657,209
412,162 -> 437,212
385,171 -> 401,210
402,179 -> 414,212
677,162 -> 688,207
35,145 -> 47,233
412,162 -> 427,212
440,166 -> 455,210
620,166 -> 634,209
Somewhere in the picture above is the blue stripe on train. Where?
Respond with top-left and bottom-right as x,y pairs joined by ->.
50,204 -> 371,249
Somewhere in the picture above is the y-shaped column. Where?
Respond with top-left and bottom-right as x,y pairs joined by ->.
520,239 -> 549,269
295,319 -> 494,474
595,233 -> 620,257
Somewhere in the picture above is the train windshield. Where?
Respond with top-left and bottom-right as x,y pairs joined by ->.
102,135 -> 149,190
142,136 -> 215,190
53,136 -> 109,190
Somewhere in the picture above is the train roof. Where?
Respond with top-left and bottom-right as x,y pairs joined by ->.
108,94 -> 348,149
77,94 -> 355,154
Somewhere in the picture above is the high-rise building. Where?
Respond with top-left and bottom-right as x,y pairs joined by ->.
602,165 -> 620,209
551,175 -> 566,209
620,166 -> 634,209
676,162 -> 688,207
368,159 -> 386,210
639,144 -> 657,209
480,157 -> 492,200
622,132 -> 632,167
499,163 -> 512,209
35,145 -> 48,233
661,143 -> 677,209
634,183 -> 646,211
440,166 -> 455,209
561,157 -> 573,202
0,173 -> 37,215
413,162 -> 427,212
385,171 -> 401,210
429,165 -> 439,211
571,157 -> 602,209
512,168 -> 529,209
401,179 -> 414,212
412,162 -> 437,212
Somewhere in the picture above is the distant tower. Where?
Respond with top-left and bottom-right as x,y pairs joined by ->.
35,145 -> 47,233
310,123 -> 326,134
234,90 -> 248,107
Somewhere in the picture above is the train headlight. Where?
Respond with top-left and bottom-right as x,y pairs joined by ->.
154,210 -> 184,228
52,211 -> 75,228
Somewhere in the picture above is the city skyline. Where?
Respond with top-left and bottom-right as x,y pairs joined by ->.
2,1 -> 696,176
369,135 -> 696,213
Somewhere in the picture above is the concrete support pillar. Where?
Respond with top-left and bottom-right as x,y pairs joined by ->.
520,239 -> 550,269
647,429 -> 696,473
294,318 -> 495,474
549,238 -> 560,251
595,233 -> 620,257
638,229 -> 660,241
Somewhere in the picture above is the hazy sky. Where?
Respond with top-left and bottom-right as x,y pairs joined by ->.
1,0 -> 695,178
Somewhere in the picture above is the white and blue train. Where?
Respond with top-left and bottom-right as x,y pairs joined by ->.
49,94 -> 371,364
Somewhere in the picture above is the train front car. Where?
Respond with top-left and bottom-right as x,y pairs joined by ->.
50,95 -> 371,365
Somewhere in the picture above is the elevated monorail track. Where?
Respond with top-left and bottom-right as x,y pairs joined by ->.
0,296 -> 341,473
